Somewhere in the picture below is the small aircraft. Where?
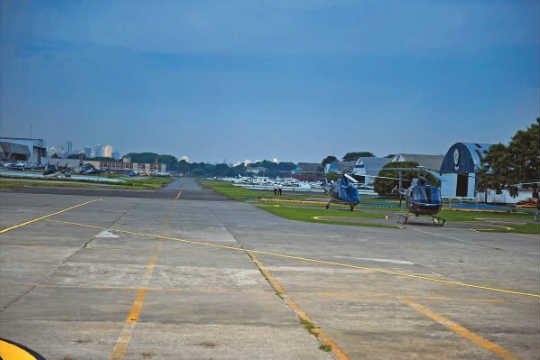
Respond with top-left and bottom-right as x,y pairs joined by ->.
323,173 -> 360,211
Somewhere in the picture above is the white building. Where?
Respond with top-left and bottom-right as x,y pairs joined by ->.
390,153 -> 443,172
352,157 -> 391,187
103,145 -> 113,158
439,143 -> 492,199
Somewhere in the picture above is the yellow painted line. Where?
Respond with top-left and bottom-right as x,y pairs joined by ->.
110,194 -> 174,360
247,252 -> 286,295
0,199 -> 101,234
286,297 -> 350,359
109,242 -> 161,360
48,219 -> 540,299
0,339 -> 42,360
164,204 -> 176,227
47,219 -> 106,230
402,299 -> 521,360
165,189 -> 182,226
126,289 -> 147,324
248,252 -> 350,360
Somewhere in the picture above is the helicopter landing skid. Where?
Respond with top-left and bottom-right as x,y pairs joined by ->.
397,213 -> 446,226
432,216 -> 446,226
324,201 -> 355,211
397,214 -> 408,225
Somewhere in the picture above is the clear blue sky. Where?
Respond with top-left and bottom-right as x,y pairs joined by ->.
1,0 -> 538,163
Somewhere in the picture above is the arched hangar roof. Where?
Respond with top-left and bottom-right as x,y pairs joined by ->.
440,143 -> 492,174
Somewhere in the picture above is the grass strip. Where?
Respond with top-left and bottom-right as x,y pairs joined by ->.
259,205 -> 398,229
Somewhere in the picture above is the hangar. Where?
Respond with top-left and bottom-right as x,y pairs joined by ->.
440,143 -> 492,198
0,137 -> 47,164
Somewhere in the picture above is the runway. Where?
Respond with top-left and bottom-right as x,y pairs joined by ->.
0,179 -> 538,359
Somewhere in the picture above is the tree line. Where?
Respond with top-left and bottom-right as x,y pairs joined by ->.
479,119 -> 539,197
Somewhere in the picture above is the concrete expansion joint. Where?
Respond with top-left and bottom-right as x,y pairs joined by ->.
212,220 -> 349,358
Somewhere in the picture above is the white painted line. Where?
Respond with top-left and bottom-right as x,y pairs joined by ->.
96,230 -> 119,238
334,256 -> 414,265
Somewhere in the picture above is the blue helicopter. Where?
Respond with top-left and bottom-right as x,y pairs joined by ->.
385,167 -> 446,225
323,173 -> 361,211
323,171 -> 398,211
323,166 -> 446,225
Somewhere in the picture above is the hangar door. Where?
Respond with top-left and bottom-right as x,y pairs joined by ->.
456,174 -> 468,197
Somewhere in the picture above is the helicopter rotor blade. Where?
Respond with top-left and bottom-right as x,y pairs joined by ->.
362,174 -> 399,180
344,173 -> 359,183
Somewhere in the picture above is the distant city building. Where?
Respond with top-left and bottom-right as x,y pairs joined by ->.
92,144 -> 102,158
83,146 -> 92,158
47,145 -> 62,157
292,162 -> 323,181
112,151 -> 121,160
0,137 -> 47,164
86,159 -> 166,173
65,141 -> 73,155
103,145 -> 113,158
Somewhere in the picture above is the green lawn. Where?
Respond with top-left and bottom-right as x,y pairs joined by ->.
258,204 -> 397,229
121,176 -> 173,189
438,209 -> 535,222
201,180 -> 539,234
201,180 -> 325,201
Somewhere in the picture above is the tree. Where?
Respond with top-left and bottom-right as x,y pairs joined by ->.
342,152 -> 375,161
374,161 -> 439,195
277,162 -> 297,171
157,154 -> 179,171
124,152 -> 159,163
478,143 -> 510,194
177,160 -> 190,175
325,172 -> 340,182
479,119 -> 540,198
68,153 -> 86,160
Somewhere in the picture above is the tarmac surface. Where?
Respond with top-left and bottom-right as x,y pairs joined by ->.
0,178 -> 539,360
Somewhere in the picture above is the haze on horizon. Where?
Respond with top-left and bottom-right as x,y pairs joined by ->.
1,0 -> 538,163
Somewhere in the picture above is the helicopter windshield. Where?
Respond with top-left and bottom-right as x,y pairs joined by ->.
411,186 -> 442,205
